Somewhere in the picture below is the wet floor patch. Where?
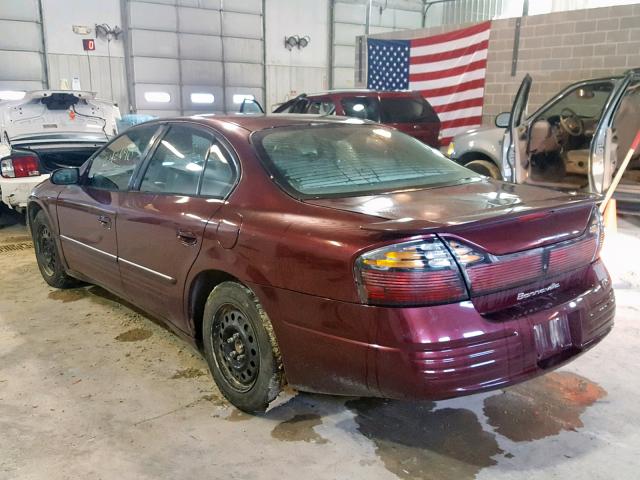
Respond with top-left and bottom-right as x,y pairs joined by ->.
346,399 -> 503,480
483,371 -> 606,442
115,328 -> 153,342
271,414 -> 329,444
171,368 -> 206,379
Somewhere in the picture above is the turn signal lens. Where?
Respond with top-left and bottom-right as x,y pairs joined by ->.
355,237 -> 468,306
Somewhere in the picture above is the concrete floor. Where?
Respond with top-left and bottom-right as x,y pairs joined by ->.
1,217 -> 639,480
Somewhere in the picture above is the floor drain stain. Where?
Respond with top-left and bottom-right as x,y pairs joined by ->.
0,242 -> 33,254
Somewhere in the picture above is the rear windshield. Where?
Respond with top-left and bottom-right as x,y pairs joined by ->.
254,125 -> 478,197
380,97 -> 439,123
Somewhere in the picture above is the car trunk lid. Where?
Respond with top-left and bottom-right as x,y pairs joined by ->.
1,90 -> 119,141
306,179 -> 595,255
307,179 -> 600,314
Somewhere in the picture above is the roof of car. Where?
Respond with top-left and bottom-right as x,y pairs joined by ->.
166,114 -> 374,133
303,89 -> 419,98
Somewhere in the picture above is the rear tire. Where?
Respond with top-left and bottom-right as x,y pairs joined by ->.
32,210 -> 80,288
202,282 -> 284,413
465,159 -> 501,179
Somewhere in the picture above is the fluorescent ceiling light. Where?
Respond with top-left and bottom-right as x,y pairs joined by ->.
233,94 -> 255,104
191,93 -> 215,104
161,140 -> 184,158
144,91 -> 171,103
0,91 -> 26,101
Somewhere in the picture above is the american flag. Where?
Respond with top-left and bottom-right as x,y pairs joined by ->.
367,21 -> 491,146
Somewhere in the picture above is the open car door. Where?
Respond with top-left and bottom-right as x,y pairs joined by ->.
501,74 -> 532,183
590,69 -> 640,196
239,98 -> 264,114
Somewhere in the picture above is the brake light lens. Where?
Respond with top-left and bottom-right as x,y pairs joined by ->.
355,237 -> 468,306
446,207 -> 604,296
0,155 -> 40,178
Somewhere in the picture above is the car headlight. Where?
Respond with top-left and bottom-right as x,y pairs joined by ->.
446,141 -> 455,157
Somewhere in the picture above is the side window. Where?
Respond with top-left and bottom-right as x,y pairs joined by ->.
307,99 -> 336,115
341,97 -> 380,121
87,125 -> 158,190
200,142 -> 236,198
139,125 -> 212,196
291,99 -> 309,113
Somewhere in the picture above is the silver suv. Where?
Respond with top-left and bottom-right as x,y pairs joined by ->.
448,70 -> 640,212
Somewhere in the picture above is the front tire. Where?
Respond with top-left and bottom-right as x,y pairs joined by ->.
202,282 -> 284,413
465,159 -> 501,179
32,210 -> 79,288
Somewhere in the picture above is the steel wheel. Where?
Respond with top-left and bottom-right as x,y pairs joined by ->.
36,224 -> 57,277
211,305 -> 261,392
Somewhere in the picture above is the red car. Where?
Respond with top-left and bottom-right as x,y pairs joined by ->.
29,115 -> 614,412
273,90 -> 441,147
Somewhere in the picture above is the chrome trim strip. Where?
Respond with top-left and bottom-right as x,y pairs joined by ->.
60,235 -> 176,284
60,235 -> 117,261
118,257 -> 176,284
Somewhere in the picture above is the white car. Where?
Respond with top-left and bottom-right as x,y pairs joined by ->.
0,90 -> 120,216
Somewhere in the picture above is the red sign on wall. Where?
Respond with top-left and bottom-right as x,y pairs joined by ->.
82,39 -> 96,51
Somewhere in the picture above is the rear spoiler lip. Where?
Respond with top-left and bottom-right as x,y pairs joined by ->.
360,194 -> 600,235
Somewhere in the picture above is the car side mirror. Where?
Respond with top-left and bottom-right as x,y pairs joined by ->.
50,167 -> 79,185
495,112 -> 510,128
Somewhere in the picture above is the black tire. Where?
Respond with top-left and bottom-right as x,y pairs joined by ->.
202,281 -> 284,413
465,159 -> 501,179
32,210 -> 80,288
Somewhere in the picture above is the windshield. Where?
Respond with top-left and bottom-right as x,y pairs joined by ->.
537,81 -> 615,120
254,125 -> 479,197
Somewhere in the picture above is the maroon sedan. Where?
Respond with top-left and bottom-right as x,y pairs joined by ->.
28,115 -> 614,412
273,90 -> 441,147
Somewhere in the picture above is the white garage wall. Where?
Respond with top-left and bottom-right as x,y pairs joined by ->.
41,0 -> 128,110
125,0 -> 264,117
264,0 -> 330,110
0,0 -> 46,93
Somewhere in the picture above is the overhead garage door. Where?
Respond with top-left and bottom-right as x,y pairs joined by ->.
0,0 -> 47,94
125,0 -> 264,116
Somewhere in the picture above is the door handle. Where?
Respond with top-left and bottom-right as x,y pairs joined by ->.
97,215 -> 111,229
177,229 -> 198,246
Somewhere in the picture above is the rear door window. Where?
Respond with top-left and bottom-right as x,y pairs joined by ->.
139,125 -> 212,196
200,142 -> 237,198
380,97 -> 439,123
341,97 -> 380,121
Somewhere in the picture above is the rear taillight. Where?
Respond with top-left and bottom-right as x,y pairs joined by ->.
355,237 -> 468,306
589,207 -> 605,260
0,155 -> 40,178
446,207 -> 604,296
449,239 -> 544,295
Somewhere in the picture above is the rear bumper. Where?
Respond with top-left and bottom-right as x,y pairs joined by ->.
251,259 -> 614,400
0,175 -> 48,210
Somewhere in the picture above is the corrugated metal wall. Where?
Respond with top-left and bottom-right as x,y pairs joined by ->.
332,0 -> 423,88
440,0 -> 506,25
0,0 -> 46,92
125,0 -> 264,116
